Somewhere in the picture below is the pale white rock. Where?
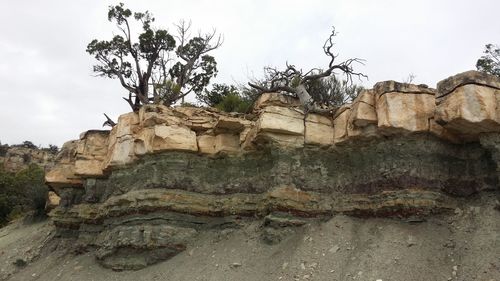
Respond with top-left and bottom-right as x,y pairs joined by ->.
258,106 -> 304,136
153,125 -> 198,152
115,112 -> 139,138
253,92 -> 301,110
349,89 -> 377,127
436,84 -> 500,135
305,113 -> 334,146
333,105 -> 351,144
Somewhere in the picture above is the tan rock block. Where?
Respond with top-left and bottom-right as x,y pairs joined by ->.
153,125 -> 198,152
436,84 -> 500,135
376,92 -> 435,134
134,128 -> 155,156
215,116 -> 251,133
305,114 -> 334,146
45,164 -> 82,191
139,104 -> 181,127
77,130 -> 109,160
253,92 -> 301,110
74,159 -> 104,177
254,132 -> 304,148
197,135 -> 216,154
116,112 -> 139,138
258,106 -> 304,136
45,191 -> 60,212
349,90 -> 377,127
215,134 -> 240,153
106,135 -> 136,168
333,105 -> 351,143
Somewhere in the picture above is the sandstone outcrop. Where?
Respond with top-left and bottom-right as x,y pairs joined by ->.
1,145 -> 56,173
45,70 -> 500,270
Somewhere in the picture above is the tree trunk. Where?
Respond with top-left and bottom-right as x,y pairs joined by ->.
295,84 -> 336,115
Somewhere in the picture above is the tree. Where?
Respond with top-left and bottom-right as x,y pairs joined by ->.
87,3 -> 222,111
476,44 -> 500,77
248,27 -> 366,114
306,75 -> 363,107
196,83 -> 239,107
197,83 -> 258,113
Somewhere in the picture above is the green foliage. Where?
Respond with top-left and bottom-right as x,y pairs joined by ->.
306,75 -> 364,106
87,3 -> 220,110
215,94 -> 253,113
476,44 -> 500,77
197,83 -> 256,113
0,165 -> 47,226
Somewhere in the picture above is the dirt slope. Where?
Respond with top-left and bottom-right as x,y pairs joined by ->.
1,192 -> 499,281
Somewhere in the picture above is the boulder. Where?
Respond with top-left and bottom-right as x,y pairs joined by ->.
436,71 -> 500,136
305,113 -> 334,146
105,134 -> 136,169
153,124 -> 198,152
375,81 -> 436,134
257,106 -> 304,136
76,130 -> 109,161
45,191 -> 61,212
333,105 -> 351,143
115,112 -> 139,138
139,104 -> 182,127
197,135 -> 217,154
349,90 -> 377,127
74,159 -> 104,177
45,164 -> 82,191
250,106 -> 305,148
253,92 -> 301,110
215,133 -> 240,153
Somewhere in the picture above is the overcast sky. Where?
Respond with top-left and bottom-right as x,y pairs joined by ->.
0,0 -> 499,146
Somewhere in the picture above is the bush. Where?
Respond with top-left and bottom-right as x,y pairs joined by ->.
0,164 -> 48,226
197,83 -> 258,113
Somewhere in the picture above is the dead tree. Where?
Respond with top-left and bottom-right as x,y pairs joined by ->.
248,27 -> 366,115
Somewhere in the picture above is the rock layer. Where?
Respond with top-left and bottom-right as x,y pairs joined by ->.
45,70 -> 500,270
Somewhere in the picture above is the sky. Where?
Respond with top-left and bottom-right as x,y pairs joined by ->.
0,0 -> 499,146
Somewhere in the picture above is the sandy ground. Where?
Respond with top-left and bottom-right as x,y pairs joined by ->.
1,192 -> 499,281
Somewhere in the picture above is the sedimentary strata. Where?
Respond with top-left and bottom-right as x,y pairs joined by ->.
45,70 -> 500,270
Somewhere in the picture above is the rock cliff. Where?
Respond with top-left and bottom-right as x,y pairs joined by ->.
45,70 -> 500,271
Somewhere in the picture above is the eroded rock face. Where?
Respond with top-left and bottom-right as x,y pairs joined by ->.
45,71 -> 500,271
1,146 -> 56,173
436,70 -> 500,138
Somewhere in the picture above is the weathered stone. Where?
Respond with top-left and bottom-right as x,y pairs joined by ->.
253,92 -> 301,110
153,124 -> 198,152
95,224 -> 197,270
437,70 -> 500,98
436,84 -> 500,135
139,104 -> 181,127
305,114 -> 334,146
197,135 -> 217,154
257,106 -> 304,135
374,80 -> 436,96
76,130 -> 109,161
375,81 -> 436,134
333,105 -> 351,143
105,135 -> 136,168
2,146 -> 55,173
349,90 -> 377,127
45,140 -> 81,190
74,159 -> 104,177
215,134 -> 240,153
45,164 -> 82,191
115,112 -> 139,138
246,106 -> 305,148
215,116 -> 251,133
45,191 -> 60,212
